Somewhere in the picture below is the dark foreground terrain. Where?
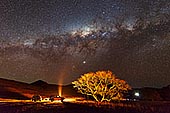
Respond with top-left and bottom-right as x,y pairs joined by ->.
0,101 -> 170,113
0,78 -> 169,113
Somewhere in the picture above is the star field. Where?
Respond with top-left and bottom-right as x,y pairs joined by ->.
0,0 -> 170,87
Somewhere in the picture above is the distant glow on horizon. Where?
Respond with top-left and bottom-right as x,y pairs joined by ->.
134,92 -> 140,97
83,61 -> 86,64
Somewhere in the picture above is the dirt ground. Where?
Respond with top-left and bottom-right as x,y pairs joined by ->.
0,101 -> 170,113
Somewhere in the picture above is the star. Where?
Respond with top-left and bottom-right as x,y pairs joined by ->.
83,61 -> 86,64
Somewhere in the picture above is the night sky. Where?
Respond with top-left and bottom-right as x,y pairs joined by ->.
0,0 -> 170,88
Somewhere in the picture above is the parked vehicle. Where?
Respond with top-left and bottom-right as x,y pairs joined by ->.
32,95 -> 42,102
49,95 -> 65,102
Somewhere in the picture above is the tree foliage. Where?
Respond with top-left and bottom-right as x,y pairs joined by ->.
72,70 -> 131,102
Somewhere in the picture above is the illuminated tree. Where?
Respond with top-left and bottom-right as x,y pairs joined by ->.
72,70 -> 131,102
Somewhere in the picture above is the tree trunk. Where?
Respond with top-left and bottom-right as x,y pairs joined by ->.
92,95 -> 99,102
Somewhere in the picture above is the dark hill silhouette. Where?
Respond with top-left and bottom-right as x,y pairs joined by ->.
0,78 -> 169,100
0,78 -> 36,99
0,86 -> 29,100
0,78 -> 80,99
159,85 -> 170,101
30,80 -> 48,86
0,78 -> 29,87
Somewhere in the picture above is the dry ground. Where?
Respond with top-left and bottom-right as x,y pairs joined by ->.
0,100 -> 170,113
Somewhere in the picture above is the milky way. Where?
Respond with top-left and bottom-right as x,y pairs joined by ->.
0,0 -> 170,87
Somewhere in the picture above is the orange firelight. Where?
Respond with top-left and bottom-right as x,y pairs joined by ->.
58,85 -> 62,97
